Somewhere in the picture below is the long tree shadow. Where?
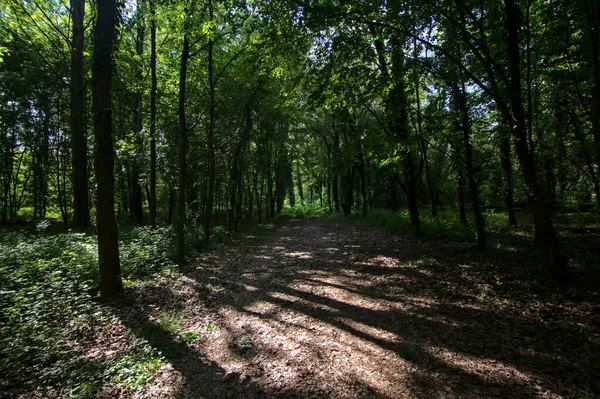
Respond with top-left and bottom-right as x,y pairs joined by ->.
110,288 -> 302,399
182,218 -> 600,398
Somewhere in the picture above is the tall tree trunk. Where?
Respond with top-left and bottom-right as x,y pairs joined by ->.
175,31 -> 190,262
573,112 -> 600,207
371,18 -> 420,235
149,0 -> 157,226
168,183 -> 175,225
341,168 -> 354,216
500,123 -> 518,226
295,162 -> 304,205
586,0 -> 600,191
92,0 -> 122,298
505,0 -> 565,273
130,3 -> 145,225
456,160 -> 467,226
358,153 -> 367,217
414,39 -> 437,218
71,0 -> 89,229
332,130 -> 340,212
457,85 -> 486,248
204,0 -> 216,240
327,175 -> 332,213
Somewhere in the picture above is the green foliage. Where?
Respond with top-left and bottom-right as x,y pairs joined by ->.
205,322 -> 220,333
182,331 -> 201,342
0,228 -> 181,396
105,350 -> 163,390
120,227 -> 178,278
158,309 -> 183,334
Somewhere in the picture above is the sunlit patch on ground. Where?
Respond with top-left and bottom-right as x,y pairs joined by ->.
90,218 -> 600,398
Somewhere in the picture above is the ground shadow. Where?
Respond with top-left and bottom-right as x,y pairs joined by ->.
115,217 -> 600,398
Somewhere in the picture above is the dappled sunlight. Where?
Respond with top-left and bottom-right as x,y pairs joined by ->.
284,251 -> 313,259
98,218 -> 600,398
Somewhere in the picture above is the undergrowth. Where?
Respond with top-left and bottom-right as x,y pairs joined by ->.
0,222 -> 224,398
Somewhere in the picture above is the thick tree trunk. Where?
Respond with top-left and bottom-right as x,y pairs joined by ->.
148,0 -> 157,226
500,123 -> 518,226
92,0 -> 122,298
71,0 -> 89,229
175,33 -> 189,262
505,0 -> 565,273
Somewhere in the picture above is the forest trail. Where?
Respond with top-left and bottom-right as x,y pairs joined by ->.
117,217 -> 600,399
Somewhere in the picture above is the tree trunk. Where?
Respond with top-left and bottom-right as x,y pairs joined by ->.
130,4 -> 145,225
341,168 -> 354,216
456,161 -> 467,226
327,175 -> 332,213
295,162 -> 304,205
358,153 -> 367,217
372,17 -> 420,235
71,0 -> 89,229
149,0 -> 157,226
92,0 -> 122,298
175,32 -> 190,263
505,0 -> 565,273
332,131 -> 340,212
586,0 -> 600,193
500,123 -> 518,226
573,112 -> 600,207
204,0 -> 216,240
457,85 -> 486,248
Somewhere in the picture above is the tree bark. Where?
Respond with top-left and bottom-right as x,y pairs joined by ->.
130,2 -> 145,225
500,122 -> 518,226
92,0 -> 122,298
358,152 -> 367,217
584,0 -> 600,191
70,0 -> 89,229
149,0 -> 157,226
204,0 -> 216,240
457,85 -> 486,248
175,32 -> 190,262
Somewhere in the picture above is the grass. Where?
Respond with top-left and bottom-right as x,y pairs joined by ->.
331,207 -> 539,241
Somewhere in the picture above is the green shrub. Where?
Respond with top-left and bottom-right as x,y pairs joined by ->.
120,226 -> 178,278
0,228 -> 173,397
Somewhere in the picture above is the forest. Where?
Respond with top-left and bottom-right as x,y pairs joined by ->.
1,0 -> 599,397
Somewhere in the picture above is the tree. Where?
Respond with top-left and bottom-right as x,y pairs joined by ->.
70,0 -> 89,229
92,0 -> 123,298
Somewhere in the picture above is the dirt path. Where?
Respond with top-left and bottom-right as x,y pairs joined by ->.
118,218 -> 600,399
